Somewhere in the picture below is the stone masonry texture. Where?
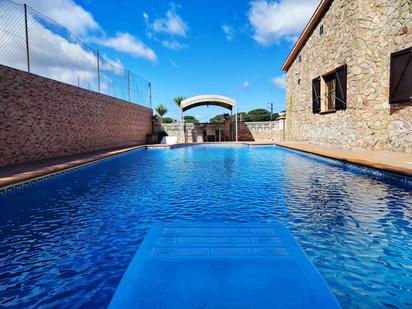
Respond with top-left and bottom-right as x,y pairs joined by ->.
285,0 -> 412,153
0,65 -> 153,166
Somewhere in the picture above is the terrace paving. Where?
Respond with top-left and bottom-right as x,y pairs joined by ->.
1,142 -> 411,190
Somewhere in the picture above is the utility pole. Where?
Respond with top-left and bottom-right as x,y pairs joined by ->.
268,102 -> 274,121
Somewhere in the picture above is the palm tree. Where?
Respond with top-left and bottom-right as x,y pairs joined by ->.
174,97 -> 185,107
155,104 -> 168,124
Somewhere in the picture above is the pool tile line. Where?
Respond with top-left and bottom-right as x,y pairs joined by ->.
279,146 -> 412,190
2,142 -> 412,193
274,142 -> 412,178
0,145 -> 147,193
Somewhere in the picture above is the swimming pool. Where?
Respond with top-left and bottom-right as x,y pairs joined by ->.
1,145 -> 411,308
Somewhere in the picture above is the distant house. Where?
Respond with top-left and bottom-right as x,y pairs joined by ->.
282,0 -> 411,153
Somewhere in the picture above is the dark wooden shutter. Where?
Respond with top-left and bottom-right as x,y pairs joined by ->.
335,65 -> 347,110
312,77 -> 321,113
390,47 -> 412,104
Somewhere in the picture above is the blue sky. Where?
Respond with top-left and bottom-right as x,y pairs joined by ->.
21,0 -> 320,122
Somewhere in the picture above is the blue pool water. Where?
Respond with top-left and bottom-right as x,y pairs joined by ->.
0,145 -> 411,308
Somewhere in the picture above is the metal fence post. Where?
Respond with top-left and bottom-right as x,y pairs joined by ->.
24,4 -> 30,73
148,82 -> 152,108
96,49 -> 101,93
128,70 -> 131,102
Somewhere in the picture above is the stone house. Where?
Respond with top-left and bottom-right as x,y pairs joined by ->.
282,0 -> 412,153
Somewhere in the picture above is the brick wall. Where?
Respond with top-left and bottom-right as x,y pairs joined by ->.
0,65 -> 153,166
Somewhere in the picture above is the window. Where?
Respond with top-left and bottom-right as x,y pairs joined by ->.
298,78 -> 301,85
312,65 -> 347,114
320,25 -> 324,35
323,73 -> 336,111
298,55 -> 302,63
390,46 -> 412,103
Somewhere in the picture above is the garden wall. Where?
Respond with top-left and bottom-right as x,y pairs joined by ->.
0,65 -> 153,167
236,120 -> 285,142
161,119 -> 285,143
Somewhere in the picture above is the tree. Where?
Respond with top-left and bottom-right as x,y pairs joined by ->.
209,114 -> 229,123
184,115 -> 199,123
235,112 -> 247,122
162,117 -> 174,124
174,97 -> 185,107
245,109 -> 271,122
155,104 -> 168,124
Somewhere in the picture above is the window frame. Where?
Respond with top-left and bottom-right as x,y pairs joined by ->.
389,46 -> 412,104
312,64 -> 347,115
322,71 -> 337,113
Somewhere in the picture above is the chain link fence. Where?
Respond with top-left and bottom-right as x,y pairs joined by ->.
0,0 -> 152,108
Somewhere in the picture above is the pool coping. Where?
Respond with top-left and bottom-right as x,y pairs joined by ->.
1,142 -> 412,191
0,145 -> 146,191
275,142 -> 412,178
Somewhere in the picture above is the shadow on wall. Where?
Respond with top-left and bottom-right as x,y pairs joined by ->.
236,122 -> 255,142
390,101 -> 412,115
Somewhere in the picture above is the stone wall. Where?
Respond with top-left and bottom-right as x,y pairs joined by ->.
285,0 -> 412,153
0,65 -> 153,166
162,119 -> 285,143
236,120 -> 285,142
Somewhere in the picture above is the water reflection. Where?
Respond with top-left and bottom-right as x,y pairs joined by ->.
0,146 -> 411,308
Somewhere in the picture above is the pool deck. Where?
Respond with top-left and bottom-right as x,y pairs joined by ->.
1,142 -> 412,190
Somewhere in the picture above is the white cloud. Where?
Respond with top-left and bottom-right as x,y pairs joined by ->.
222,25 -> 235,42
0,0 -> 132,99
152,6 -> 188,37
161,40 -> 187,50
99,33 -> 158,62
272,75 -> 286,89
17,0 -> 157,63
144,4 -> 188,50
22,0 -> 100,36
242,81 -> 250,89
248,0 -> 319,45
169,58 -> 179,68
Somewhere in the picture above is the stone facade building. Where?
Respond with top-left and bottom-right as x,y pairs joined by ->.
282,0 -> 412,153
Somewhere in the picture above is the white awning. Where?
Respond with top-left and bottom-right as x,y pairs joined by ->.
180,95 -> 236,112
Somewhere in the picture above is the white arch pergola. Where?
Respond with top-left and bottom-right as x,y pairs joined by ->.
180,95 -> 238,142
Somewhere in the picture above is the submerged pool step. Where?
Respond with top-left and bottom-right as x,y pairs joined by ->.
109,223 -> 340,309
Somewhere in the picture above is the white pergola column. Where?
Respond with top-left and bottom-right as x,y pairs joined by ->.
235,105 -> 238,142
180,108 -> 184,143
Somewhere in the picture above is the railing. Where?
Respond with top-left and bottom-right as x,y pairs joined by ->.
0,0 -> 151,108
162,121 -> 284,131
238,120 -> 285,131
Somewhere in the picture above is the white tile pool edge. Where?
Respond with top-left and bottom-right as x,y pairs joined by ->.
1,144 -> 411,194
